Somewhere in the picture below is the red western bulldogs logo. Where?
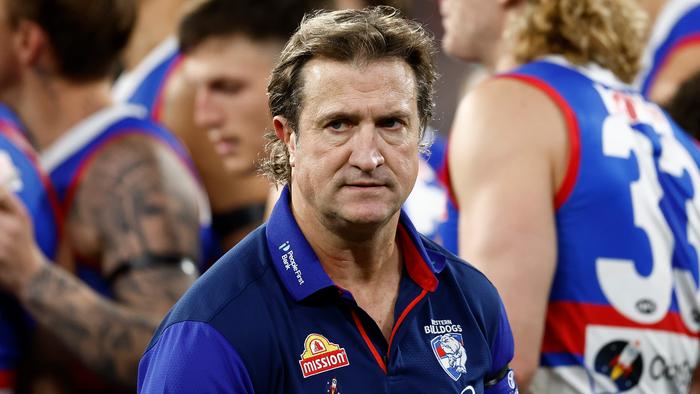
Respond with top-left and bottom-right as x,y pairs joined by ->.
431,333 -> 468,381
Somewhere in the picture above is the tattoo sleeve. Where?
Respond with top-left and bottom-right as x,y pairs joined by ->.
22,136 -> 201,386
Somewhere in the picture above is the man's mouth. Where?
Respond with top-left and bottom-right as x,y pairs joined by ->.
213,135 -> 241,156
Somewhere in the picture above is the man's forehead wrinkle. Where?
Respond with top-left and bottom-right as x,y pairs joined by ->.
299,59 -> 418,122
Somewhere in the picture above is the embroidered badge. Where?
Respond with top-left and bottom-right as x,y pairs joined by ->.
299,334 -> 350,378
325,377 -> 341,393
431,333 -> 468,381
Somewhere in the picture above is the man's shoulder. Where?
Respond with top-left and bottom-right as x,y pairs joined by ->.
421,236 -> 503,307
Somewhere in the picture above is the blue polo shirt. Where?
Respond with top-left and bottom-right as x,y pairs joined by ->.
138,188 -> 518,393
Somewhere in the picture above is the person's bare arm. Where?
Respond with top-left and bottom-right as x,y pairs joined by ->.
449,78 -> 569,388
0,136 -> 200,386
648,44 -> 700,105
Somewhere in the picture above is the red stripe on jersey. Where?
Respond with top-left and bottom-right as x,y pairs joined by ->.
541,301 -> 699,355
438,139 -> 458,209
498,74 -> 581,210
152,54 -> 184,123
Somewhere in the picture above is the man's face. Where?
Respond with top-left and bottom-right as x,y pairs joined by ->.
439,0 -> 504,61
185,34 -> 281,174
284,58 -> 420,228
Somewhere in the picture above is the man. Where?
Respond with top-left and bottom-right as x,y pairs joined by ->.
441,0 -> 700,392
176,0 -> 329,250
113,0 -> 316,251
0,104 -> 59,393
139,7 -> 518,393
636,0 -> 700,104
0,0 -> 203,391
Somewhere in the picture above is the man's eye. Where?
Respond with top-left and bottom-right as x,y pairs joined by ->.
327,120 -> 349,131
210,80 -> 244,94
378,118 -> 403,129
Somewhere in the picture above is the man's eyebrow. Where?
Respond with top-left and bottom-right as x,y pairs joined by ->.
314,110 -> 359,125
315,108 -> 414,124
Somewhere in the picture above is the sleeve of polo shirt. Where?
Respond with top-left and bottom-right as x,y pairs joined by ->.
138,321 -> 254,393
484,300 -> 519,394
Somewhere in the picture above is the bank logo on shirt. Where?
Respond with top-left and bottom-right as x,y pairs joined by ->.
298,333 -> 350,378
278,241 -> 304,285
279,241 -> 291,252
431,333 -> 468,381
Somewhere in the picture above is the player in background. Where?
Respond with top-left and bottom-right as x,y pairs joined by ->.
113,0 -> 277,250
0,104 -> 60,393
636,0 -> 700,104
441,0 -> 700,391
0,0 -> 203,391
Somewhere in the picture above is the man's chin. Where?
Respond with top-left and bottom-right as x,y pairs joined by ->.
335,205 -> 400,227
222,156 -> 258,176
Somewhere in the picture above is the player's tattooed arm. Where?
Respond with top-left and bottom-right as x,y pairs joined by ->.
21,136 -> 200,386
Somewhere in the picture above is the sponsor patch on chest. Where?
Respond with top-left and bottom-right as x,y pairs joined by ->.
298,333 -> 350,378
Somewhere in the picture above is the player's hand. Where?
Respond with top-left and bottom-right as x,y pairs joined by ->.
0,186 -> 46,296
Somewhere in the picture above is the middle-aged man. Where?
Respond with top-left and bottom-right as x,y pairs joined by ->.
138,7 -> 518,394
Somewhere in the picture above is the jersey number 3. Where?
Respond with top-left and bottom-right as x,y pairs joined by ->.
596,88 -> 700,332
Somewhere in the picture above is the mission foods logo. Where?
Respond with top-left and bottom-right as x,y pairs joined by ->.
298,334 -> 350,378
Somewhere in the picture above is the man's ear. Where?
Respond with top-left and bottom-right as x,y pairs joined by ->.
273,115 -> 297,167
13,20 -> 49,69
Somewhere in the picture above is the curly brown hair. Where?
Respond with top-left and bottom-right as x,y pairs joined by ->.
509,0 -> 647,83
260,6 -> 438,186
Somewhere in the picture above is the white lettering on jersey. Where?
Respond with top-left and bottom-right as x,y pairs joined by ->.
597,102 -> 673,324
595,84 -> 700,330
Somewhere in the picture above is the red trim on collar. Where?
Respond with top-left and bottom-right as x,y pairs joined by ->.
397,225 -> 438,292
351,311 -> 387,374
388,288 -> 428,360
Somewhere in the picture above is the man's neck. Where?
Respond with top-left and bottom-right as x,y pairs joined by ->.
12,76 -> 112,151
291,192 -> 404,339
640,0 -> 667,26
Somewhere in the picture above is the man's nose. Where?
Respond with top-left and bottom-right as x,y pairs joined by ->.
194,88 -> 224,129
348,125 -> 385,172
